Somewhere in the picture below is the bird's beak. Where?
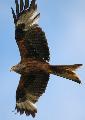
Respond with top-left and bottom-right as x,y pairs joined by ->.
10,68 -> 13,72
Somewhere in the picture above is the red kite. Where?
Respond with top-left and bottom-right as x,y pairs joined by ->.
11,0 -> 82,117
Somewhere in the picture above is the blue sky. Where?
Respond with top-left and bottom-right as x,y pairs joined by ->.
0,0 -> 85,120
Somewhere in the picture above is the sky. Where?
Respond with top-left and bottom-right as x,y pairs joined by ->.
0,0 -> 85,120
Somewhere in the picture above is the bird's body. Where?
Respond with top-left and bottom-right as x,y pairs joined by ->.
12,58 -> 49,74
11,0 -> 82,117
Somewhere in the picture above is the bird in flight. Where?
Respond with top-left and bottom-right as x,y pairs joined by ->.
11,0 -> 82,118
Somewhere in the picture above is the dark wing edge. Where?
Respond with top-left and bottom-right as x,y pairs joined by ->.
16,70 -> 50,117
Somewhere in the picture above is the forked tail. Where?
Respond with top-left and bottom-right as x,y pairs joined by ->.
50,64 -> 82,84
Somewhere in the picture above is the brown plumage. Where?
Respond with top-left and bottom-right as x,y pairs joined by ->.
11,0 -> 82,117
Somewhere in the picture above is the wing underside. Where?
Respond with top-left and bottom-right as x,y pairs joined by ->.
16,26 -> 50,61
25,27 -> 50,61
16,70 -> 50,117
12,0 -> 50,117
12,0 -> 50,61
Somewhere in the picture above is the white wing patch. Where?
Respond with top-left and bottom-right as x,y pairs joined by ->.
16,8 -> 40,29
16,100 -> 37,116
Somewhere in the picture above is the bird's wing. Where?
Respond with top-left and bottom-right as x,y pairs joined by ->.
24,27 -> 50,61
12,0 -> 50,61
11,0 -> 39,25
16,70 -> 49,117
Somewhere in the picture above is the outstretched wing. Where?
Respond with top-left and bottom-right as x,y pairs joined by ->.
24,27 -> 50,61
12,0 -> 50,61
16,70 -> 50,117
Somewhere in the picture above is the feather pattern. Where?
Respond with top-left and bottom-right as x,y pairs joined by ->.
11,7 -> 16,23
16,71 -> 49,117
29,0 -> 37,10
25,0 -> 29,9
15,0 -> 19,15
20,0 -> 24,12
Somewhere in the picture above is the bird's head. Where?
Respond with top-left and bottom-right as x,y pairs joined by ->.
10,64 -> 26,74
10,65 -> 22,74
10,65 -> 18,72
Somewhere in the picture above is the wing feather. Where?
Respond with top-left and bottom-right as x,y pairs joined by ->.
20,0 -> 24,12
15,0 -> 19,15
16,70 -> 49,117
15,26 -> 50,61
13,0 -> 50,61
25,0 -> 29,9
29,0 -> 37,10
25,27 -> 50,61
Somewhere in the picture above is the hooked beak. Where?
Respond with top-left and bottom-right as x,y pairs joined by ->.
10,68 -> 13,72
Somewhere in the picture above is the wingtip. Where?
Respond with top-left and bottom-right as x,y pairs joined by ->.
76,64 -> 83,67
25,0 -> 29,9
20,0 -> 24,12
29,0 -> 37,10
16,100 -> 37,117
11,7 -> 17,23
15,0 -> 17,4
